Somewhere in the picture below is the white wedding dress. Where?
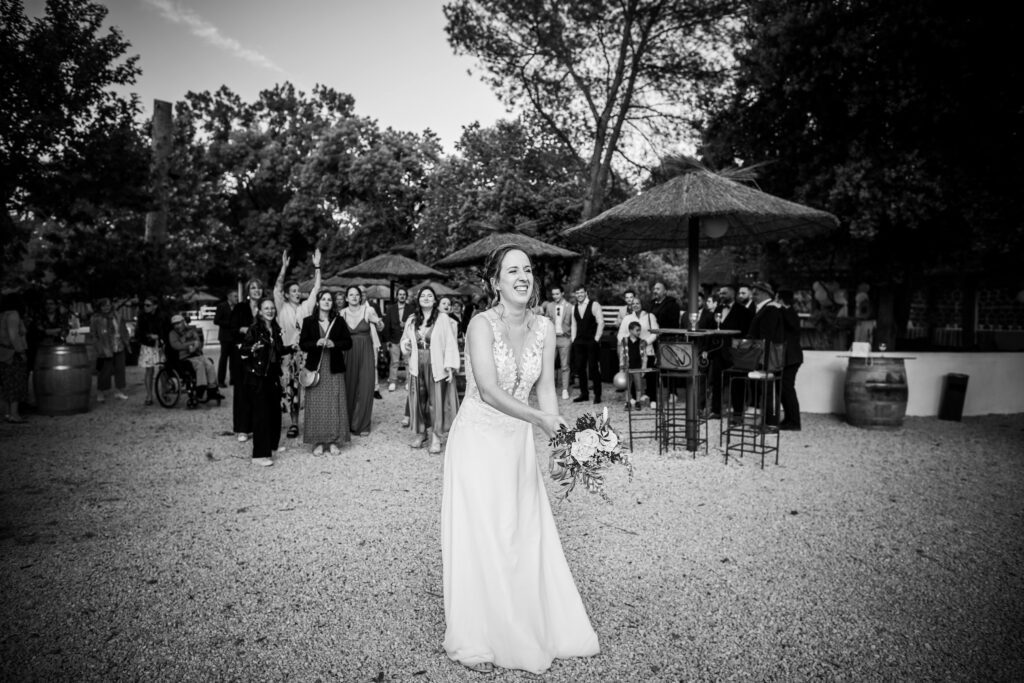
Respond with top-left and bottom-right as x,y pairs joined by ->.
441,311 -> 600,674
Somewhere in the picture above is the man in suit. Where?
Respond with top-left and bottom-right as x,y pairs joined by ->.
746,280 -> 786,425
382,287 -> 413,391
214,291 -> 237,386
649,281 -> 682,399
737,284 -> 754,311
570,285 -> 604,404
709,285 -> 754,416
542,285 -> 573,400
777,289 -> 804,431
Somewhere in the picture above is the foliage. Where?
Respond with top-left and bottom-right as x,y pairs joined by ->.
1,0 -> 144,283
168,84 -> 441,287
444,0 -> 740,285
549,408 -> 632,502
700,1 -> 1024,286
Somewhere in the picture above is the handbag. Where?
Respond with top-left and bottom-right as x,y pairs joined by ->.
299,318 -> 335,388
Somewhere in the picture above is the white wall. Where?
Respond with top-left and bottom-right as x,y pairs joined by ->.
796,351 -> 1024,417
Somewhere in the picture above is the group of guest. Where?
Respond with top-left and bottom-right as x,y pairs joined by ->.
227,250 -> 460,466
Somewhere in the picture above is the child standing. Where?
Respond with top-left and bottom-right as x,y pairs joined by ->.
620,321 -> 655,409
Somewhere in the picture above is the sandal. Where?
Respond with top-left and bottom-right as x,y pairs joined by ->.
462,661 -> 494,674
286,425 -> 299,439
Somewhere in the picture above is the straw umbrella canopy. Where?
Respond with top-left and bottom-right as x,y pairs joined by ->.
409,279 -> 460,298
180,288 -> 219,304
338,253 -> 446,280
337,253 -> 448,302
562,166 -> 838,450
434,232 -> 579,268
298,275 -> 389,294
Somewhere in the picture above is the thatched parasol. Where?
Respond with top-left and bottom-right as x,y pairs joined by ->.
409,279 -> 460,297
338,253 -> 446,280
562,166 -> 838,451
180,288 -> 219,304
298,275 -> 389,294
434,232 -> 578,268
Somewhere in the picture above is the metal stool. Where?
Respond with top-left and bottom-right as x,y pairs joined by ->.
722,370 -> 781,468
624,368 -> 659,450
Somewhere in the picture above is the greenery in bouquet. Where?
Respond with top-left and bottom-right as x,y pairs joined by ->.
549,408 -> 633,502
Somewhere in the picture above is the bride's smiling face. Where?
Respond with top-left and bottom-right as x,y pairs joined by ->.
493,249 -> 534,306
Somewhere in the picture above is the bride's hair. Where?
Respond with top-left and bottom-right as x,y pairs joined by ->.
483,244 -> 539,311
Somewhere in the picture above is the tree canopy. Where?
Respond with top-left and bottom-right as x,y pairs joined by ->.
700,1 -> 1024,285
444,0 -> 739,285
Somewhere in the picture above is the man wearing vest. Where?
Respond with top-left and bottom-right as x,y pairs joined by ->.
542,285 -> 573,400
570,285 -> 604,404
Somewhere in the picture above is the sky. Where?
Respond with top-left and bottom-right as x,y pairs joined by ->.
30,0 -> 512,152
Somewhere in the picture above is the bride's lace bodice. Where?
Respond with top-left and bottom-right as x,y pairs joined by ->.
464,311 -> 549,406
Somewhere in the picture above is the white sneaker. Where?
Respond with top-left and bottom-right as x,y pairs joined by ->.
237,433 -> 248,442
252,458 -> 273,467
561,390 -> 569,400
401,416 -> 410,427
114,392 -> 128,400
328,443 -> 341,455
388,382 -> 396,392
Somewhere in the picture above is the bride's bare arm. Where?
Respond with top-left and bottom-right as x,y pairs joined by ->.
535,322 -> 559,417
467,315 -> 563,438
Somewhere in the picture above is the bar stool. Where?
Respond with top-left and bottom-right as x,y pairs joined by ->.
624,368 -> 659,450
723,370 -> 781,468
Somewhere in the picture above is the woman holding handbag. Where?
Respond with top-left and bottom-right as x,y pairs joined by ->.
299,290 -> 352,455
239,297 -> 286,466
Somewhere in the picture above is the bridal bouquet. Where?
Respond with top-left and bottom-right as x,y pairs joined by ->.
549,407 -> 633,502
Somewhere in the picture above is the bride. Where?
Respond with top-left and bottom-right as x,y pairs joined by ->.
441,245 -> 600,674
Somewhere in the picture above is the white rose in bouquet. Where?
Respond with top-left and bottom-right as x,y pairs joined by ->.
571,429 -> 600,462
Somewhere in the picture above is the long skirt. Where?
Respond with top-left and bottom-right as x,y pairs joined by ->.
408,353 -> 459,437
303,363 -> 350,445
344,327 -> 375,434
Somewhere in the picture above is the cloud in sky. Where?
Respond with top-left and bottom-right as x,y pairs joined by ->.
143,0 -> 286,75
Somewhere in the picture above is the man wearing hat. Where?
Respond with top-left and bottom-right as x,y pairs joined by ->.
169,314 -> 223,402
746,281 -> 786,425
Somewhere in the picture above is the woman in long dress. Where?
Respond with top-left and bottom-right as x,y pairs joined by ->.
441,245 -> 600,675
340,285 -> 383,436
400,287 -> 460,454
298,290 -> 352,455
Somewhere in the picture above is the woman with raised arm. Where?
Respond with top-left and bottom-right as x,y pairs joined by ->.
298,290 -> 352,456
441,245 -> 599,675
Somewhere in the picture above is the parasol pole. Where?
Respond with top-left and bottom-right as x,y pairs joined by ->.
686,216 -> 700,451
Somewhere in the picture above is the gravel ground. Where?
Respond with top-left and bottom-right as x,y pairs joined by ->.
2,366 -> 1024,682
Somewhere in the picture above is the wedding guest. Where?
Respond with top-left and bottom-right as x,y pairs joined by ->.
1,292 -> 30,423
33,297 -> 71,346
299,290 -> 352,455
229,279 -> 264,441
214,291 -> 238,386
616,299 -> 659,406
649,281 -> 681,398
738,284 -> 754,310
340,285 -> 383,436
273,248 -> 321,440
136,296 -> 168,406
747,281 -> 786,425
438,295 -> 461,338
541,285 -> 572,400
239,297 -> 286,466
400,286 -> 460,453
709,285 -> 754,417
570,285 -> 604,404
382,287 -> 413,392
168,314 -> 223,401
778,289 -> 804,431
90,297 -> 130,403
619,321 -> 651,409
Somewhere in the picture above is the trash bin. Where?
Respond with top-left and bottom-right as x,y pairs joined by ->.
938,373 -> 969,421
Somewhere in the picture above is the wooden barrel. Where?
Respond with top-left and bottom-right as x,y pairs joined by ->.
33,344 -> 93,415
844,357 -> 908,427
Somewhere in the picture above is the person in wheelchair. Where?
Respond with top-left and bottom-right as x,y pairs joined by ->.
168,314 -> 224,403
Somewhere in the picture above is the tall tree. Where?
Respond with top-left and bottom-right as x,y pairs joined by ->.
1,0 -> 142,281
700,1 -> 1024,346
444,0 -> 738,285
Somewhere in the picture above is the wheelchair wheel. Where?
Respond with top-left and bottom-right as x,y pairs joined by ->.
155,367 -> 181,408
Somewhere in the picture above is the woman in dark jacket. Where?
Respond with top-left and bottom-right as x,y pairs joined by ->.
229,278 -> 264,441
299,290 -> 353,455
239,297 -> 286,466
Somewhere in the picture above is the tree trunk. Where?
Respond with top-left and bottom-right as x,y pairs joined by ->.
145,99 -> 173,244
